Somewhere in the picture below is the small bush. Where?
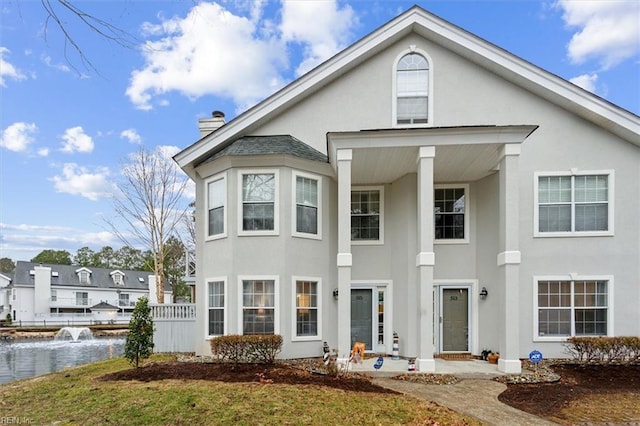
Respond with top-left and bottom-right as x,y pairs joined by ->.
210,335 -> 283,364
565,336 -> 640,364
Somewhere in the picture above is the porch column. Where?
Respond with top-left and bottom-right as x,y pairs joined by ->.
416,146 -> 436,372
497,144 -> 522,374
336,149 -> 352,363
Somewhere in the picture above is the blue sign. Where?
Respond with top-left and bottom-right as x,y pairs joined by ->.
529,350 -> 543,364
374,356 -> 384,370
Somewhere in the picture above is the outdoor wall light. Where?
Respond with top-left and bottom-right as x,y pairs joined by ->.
479,287 -> 488,299
333,288 -> 339,299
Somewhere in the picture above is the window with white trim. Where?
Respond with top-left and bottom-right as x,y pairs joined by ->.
351,187 -> 383,242
536,279 -> 609,338
396,53 -> 429,125
77,269 -> 91,285
435,186 -> 467,241
76,292 -> 88,306
51,290 -> 57,302
207,174 -> 226,238
536,172 -> 613,236
293,172 -> 321,238
294,280 -> 319,338
111,271 -> 124,286
240,171 -> 278,234
118,293 -> 130,307
208,280 -> 225,336
242,279 -> 275,335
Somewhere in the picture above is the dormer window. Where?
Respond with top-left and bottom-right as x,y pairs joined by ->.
110,270 -> 125,286
76,268 -> 92,285
395,51 -> 430,125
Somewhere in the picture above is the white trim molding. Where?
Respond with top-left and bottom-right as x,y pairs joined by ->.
291,276 -> 322,342
237,168 -> 280,237
416,252 -> 435,266
237,275 -> 280,336
204,276 -> 227,339
291,170 -> 323,240
351,185 -> 385,245
204,171 -> 228,241
497,251 -> 521,266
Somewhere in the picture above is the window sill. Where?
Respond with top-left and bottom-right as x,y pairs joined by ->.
351,240 -> 384,246
238,231 -> 279,237
292,232 -> 322,241
291,336 -> 322,342
534,231 -> 614,238
434,239 -> 469,245
205,233 -> 227,242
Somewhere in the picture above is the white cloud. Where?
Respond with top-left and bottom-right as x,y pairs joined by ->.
280,0 -> 358,76
120,128 -> 142,144
156,145 -> 181,159
50,163 -> 116,201
60,126 -> 94,153
37,147 -> 49,157
570,73 -> 598,93
41,54 -> 71,72
0,47 -> 27,86
0,122 -> 37,152
556,0 -> 640,69
126,2 -> 286,111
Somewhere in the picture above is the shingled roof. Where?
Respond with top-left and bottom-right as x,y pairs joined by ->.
203,135 -> 328,164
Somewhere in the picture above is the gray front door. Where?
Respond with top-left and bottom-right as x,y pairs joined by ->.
442,288 -> 469,351
351,289 -> 373,350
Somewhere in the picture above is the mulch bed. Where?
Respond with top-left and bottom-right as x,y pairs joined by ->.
99,361 -> 398,394
498,364 -> 640,417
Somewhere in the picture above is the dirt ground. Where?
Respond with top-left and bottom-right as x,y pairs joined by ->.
101,361 -> 640,420
499,364 -> 640,417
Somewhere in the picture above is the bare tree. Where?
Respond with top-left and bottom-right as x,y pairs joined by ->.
105,147 -> 190,303
38,0 -> 138,73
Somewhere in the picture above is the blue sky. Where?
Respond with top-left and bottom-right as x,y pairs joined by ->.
1,0 -> 639,262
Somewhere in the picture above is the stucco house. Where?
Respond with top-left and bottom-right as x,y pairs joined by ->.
8,261 -> 172,325
174,6 -> 640,373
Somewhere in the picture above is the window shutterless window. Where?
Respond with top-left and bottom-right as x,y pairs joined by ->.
207,175 -> 226,237
240,171 -> 278,234
293,171 -> 321,238
435,186 -> 466,240
535,172 -> 613,236
242,279 -> 275,335
396,53 -> 429,125
351,187 -> 383,243
536,279 -> 609,338
208,280 -> 225,336
295,280 -> 318,337
76,292 -> 88,306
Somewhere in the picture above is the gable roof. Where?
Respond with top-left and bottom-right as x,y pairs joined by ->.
175,5 -> 639,176
11,261 -> 169,291
203,135 -> 328,164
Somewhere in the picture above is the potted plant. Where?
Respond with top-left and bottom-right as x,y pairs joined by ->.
488,352 -> 500,364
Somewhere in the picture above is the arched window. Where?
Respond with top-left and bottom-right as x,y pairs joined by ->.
396,53 -> 429,125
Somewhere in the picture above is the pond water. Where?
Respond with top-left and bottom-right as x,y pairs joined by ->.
0,337 -> 125,384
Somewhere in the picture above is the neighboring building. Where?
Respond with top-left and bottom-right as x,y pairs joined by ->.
9,261 -> 172,324
174,6 -> 640,373
0,273 -> 11,320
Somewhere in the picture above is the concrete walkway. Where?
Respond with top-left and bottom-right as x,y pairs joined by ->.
351,357 -> 558,425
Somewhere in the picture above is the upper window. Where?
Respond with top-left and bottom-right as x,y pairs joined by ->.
240,170 -> 278,235
396,52 -> 429,125
293,278 -> 321,339
536,278 -> 610,339
293,171 -> 321,239
241,278 -> 277,335
535,171 -> 613,236
435,185 -> 468,242
207,174 -> 226,238
76,268 -> 91,285
76,291 -> 88,306
351,187 -> 384,244
208,279 -> 225,336
110,270 -> 124,286
118,293 -> 130,307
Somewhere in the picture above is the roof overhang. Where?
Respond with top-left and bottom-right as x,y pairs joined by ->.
327,125 -> 538,184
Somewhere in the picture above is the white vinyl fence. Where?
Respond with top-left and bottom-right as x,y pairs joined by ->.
151,303 -> 196,353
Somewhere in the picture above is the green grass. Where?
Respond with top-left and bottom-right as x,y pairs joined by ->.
0,355 -> 479,425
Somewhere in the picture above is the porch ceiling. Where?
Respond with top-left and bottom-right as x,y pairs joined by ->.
351,143 -> 503,184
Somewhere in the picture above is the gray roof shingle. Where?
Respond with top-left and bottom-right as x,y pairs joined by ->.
11,261 -> 168,291
204,135 -> 328,164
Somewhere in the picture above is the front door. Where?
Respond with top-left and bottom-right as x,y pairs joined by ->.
441,288 -> 469,351
351,289 -> 374,351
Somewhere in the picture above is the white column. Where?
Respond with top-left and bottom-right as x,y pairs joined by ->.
416,146 -> 436,372
497,144 -> 522,374
336,149 -> 352,363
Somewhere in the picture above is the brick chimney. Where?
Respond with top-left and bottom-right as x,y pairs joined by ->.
198,111 -> 225,138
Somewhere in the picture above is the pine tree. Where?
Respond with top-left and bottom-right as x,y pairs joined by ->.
124,297 -> 154,368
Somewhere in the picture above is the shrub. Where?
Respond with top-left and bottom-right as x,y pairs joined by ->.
565,336 -> 640,364
124,297 -> 155,368
210,335 -> 283,364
